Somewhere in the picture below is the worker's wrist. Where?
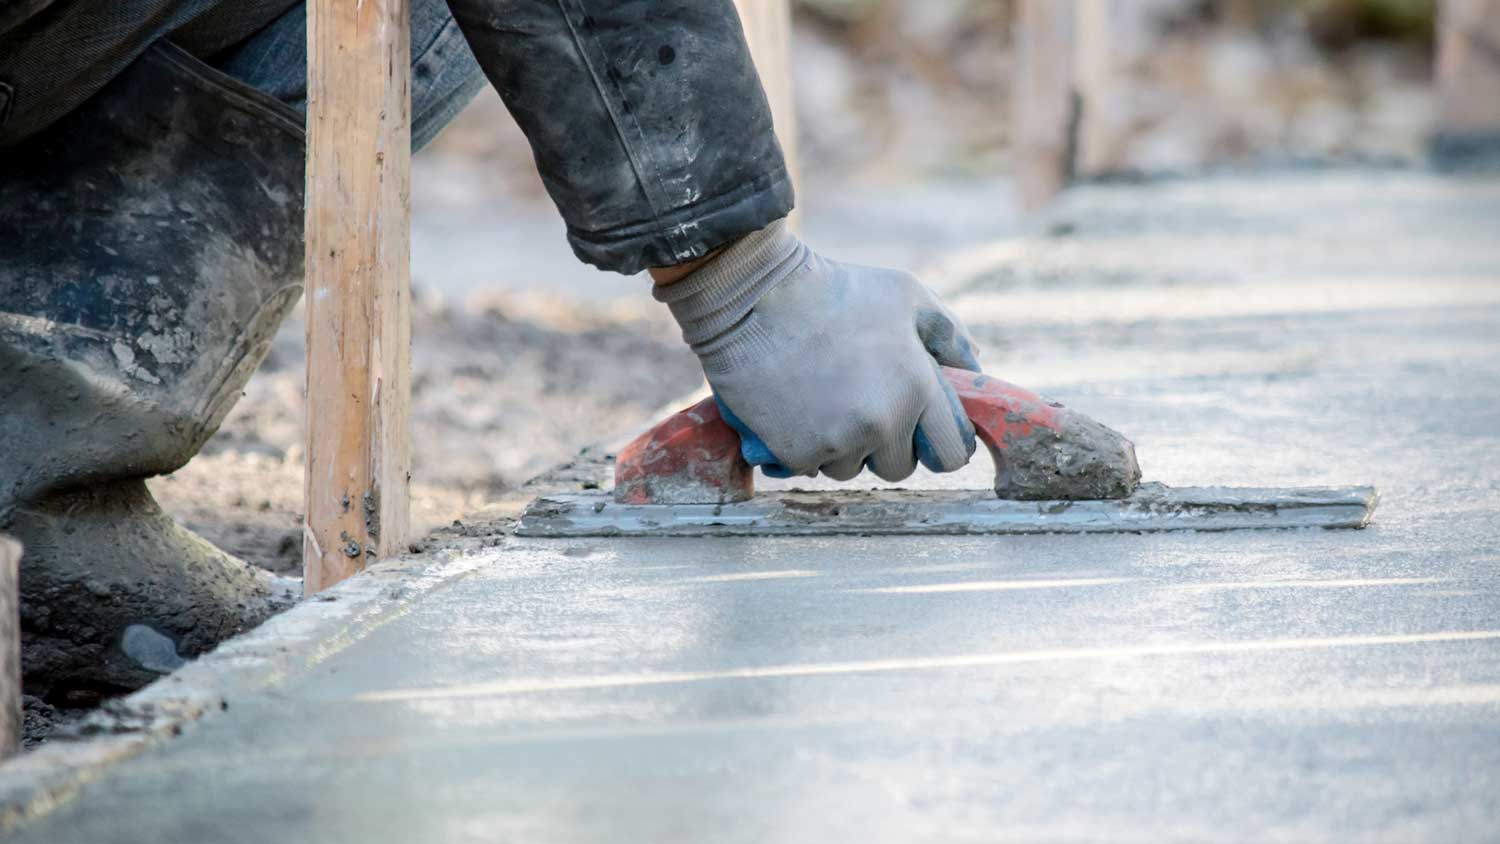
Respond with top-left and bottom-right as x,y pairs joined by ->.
647,216 -> 787,286
649,251 -> 720,285
652,219 -> 804,352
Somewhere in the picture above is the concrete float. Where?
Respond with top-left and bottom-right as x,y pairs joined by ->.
518,367 -> 1378,537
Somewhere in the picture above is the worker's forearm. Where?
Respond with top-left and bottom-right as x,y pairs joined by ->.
445,0 -> 794,275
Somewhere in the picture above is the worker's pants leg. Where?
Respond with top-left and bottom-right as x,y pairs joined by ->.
0,0 -> 485,154
210,0 -> 488,152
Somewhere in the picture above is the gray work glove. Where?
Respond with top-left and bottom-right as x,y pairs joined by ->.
654,220 -> 980,481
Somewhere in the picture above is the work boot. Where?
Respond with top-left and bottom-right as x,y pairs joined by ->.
0,43 -> 305,703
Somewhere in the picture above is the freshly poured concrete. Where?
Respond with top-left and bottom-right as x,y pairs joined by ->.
15,170 -> 1500,842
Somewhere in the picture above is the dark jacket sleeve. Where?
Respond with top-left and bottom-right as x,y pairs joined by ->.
444,0 -> 794,274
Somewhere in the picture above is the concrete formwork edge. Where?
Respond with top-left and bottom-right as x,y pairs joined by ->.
0,548 -> 488,835
0,387 -> 707,835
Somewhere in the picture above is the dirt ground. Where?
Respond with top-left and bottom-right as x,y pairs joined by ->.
150,291 -> 702,577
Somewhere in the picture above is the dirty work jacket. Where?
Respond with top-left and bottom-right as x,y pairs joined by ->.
0,0 -> 793,275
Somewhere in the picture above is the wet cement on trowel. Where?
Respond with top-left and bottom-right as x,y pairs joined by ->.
989,403 -> 1143,500
518,483 -> 1378,537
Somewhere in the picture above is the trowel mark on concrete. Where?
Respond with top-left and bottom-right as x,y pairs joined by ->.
357,630 -> 1500,702
852,576 -> 1445,596
852,577 -> 1133,595
1173,577 -> 1444,591
677,570 -> 820,584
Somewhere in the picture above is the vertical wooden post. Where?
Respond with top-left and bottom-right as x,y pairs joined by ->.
303,0 -> 413,595
733,0 -> 800,221
1073,0 -> 1152,177
0,537 -> 19,759
1434,0 -> 1500,163
1013,0 -> 1079,209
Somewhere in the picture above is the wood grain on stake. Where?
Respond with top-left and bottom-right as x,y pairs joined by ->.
1073,0 -> 1152,177
1437,0 -> 1500,141
303,0 -> 412,595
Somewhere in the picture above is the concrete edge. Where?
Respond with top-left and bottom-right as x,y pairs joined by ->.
0,546 -> 488,834
0,380 -> 716,834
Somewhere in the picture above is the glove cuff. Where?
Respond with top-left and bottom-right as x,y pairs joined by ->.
652,218 -> 806,353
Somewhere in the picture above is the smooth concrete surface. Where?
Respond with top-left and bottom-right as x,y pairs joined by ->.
17,169 -> 1500,843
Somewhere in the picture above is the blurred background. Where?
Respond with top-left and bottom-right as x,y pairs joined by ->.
150,0 -> 1492,577
430,0 -> 1439,190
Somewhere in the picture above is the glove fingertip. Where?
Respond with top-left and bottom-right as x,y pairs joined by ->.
713,392 -> 795,476
953,334 -> 982,372
939,364 -> 978,458
914,427 -> 941,473
915,372 -> 978,473
759,461 -> 798,479
914,423 -> 974,474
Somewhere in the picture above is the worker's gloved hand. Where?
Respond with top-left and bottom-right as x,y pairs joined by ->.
654,220 -> 980,481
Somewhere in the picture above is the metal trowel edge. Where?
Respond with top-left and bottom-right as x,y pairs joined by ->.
517,368 -> 1377,538
516,483 -> 1378,537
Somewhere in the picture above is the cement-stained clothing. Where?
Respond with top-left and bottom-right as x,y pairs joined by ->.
0,0 -> 793,274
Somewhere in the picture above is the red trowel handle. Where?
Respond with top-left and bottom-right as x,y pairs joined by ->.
614,366 -> 1138,505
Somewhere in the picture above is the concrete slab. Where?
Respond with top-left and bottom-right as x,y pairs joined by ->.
10,169 -> 1500,842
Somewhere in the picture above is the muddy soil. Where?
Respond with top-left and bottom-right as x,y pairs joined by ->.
151,290 -> 701,576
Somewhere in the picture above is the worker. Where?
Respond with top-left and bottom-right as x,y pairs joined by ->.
0,1 -> 980,698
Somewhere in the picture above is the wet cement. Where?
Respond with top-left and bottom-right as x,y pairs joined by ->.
11,168 -> 1500,842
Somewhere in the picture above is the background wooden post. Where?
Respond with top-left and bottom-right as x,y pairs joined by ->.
1013,0 -> 1079,209
1073,0 -> 1153,177
1434,0 -> 1500,164
0,537 -> 19,759
303,0 -> 413,595
733,0 -> 800,222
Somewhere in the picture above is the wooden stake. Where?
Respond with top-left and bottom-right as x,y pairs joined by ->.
733,0 -> 800,225
1013,0 -> 1079,209
1435,0 -> 1500,155
1073,0 -> 1152,177
303,0 -> 412,595
0,536 -> 19,759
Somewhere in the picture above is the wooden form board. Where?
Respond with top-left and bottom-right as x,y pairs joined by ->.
303,0 -> 413,595
733,0 -> 800,223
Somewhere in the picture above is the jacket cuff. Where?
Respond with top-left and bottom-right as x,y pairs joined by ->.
564,166 -> 795,276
